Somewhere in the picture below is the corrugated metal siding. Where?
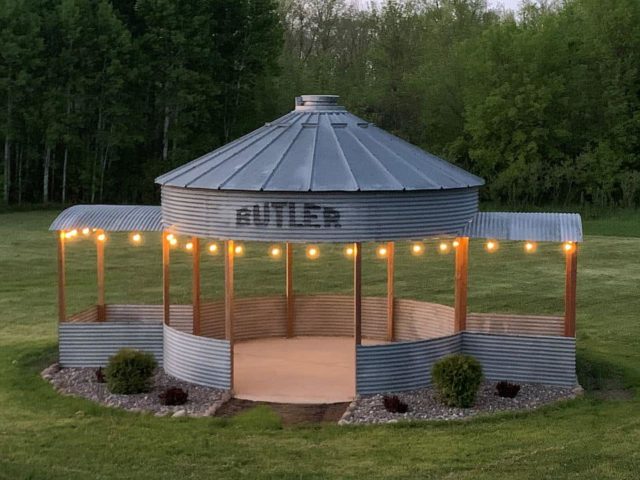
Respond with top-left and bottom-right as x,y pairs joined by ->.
156,96 -> 483,192
234,296 -> 287,340
201,301 -> 225,339
462,332 -> 576,386
66,306 -> 98,323
395,300 -> 454,341
467,313 -> 564,336
462,212 -> 583,242
104,304 -> 193,333
50,205 -> 162,232
294,295 -> 353,336
356,334 -> 462,394
59,322 -> 163,367
163,324 -> 231,389
161,186 -> 479,242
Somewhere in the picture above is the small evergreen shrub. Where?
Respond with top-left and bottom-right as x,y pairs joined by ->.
105,349 -> 157,394
95,367 -> 106,383
495,380 -> 521,398
382,395 -> 408,413
432,354 -> 483,408
159,387 -> 189,406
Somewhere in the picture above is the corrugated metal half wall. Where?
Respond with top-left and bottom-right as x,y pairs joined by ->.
356,332 -> 576,394
163,324 -> 231,389
59,322 -> 163,367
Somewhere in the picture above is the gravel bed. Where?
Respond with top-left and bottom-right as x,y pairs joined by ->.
42,364 -> 230,417
340,381 -> 580,425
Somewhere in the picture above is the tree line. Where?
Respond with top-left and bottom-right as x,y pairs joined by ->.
1,0 -> 639,208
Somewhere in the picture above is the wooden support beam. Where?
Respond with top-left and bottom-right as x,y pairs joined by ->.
564,243 -> 578,337
354,242 -> 362,346
96,230 -> 105,322
162,232 -> 170,326
386,241 -> 395,341
225,240 -> 235,390
454,237 -> 469,333
57,233 -> 66,322
192,237 -> 201,335
286,242 -> 294,338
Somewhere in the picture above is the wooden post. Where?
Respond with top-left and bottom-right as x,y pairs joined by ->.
286,242 -> 294,338
454,237 -> 469,333
162,232 -> 170,326
96,230 -> 105,322
386,241 -> 395,341
225,240 -> 235,390
354,242 -> 362,346
192,237 -> 201,335
564,243 -> 578,337
57,233 -> 66,322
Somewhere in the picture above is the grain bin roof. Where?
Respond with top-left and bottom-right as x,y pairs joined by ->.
155,95 -> 484,192
49,205 -> 162,232
462,212 -> 583,242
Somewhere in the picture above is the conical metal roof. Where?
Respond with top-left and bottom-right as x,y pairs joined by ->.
156,95 -> 484,192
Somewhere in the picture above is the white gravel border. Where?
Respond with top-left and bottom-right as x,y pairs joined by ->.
42,363 -> 231,417
339,381 -> 582,425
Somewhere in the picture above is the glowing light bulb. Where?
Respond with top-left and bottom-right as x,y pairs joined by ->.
185,242 -> 194,251
439,242 -> 450,253
563,242 -> 574,253
234,244 -> 244,256
344,246 -> 354,257
376,245 -> 388,258
269,246 -> 282,258
452,239 -> 460,248
411,242 -> 425,255
82,228 -> 91,236
208,243 -> 218,254
306,245 -> 319,260
169,237 -> 177,246
59,231 -> 66,240
485,240 -> 498,252
64,231 -> 74,239
524,241 -> 536,253
97,233 -> 106,242
166,233 -> 175,241
131,233 -> 142,244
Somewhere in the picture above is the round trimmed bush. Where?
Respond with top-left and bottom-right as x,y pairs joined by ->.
105,348 -> 157,394
431,354 -> 483,407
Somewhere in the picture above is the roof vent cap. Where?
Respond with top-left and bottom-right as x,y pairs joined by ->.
295,94 -> 345,111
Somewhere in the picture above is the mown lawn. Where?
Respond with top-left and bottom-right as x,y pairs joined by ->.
0,209 -> 639,479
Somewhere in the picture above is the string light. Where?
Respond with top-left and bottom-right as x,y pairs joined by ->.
344,246 -> 355,257
97,233 -> 106,242
269,245 -> 282,258
131,233 -> 142,244
64,229 -> 78,239
82,228 -> 91,236
306,245 -> 320,260
452,239 -> 460,248
59,231 -> 65,240
439,241 -> 450,254
169,237 -> 177,247
207,243 -> 218,254
376,245 -> 388,258
64,231 -> 74,239
563,242 -> 575,253
411,242 -> 425,255
524,241 -> 536,253
234,244 -> 244,256
185,241 -> 194,251
485,240 -> 498,252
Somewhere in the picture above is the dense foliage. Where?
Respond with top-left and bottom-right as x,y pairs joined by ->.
1,0 -> 639,207
105,348 -> 157,394
432,354 -> 483,407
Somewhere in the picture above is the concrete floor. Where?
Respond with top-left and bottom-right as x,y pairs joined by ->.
234,336 -> 383,404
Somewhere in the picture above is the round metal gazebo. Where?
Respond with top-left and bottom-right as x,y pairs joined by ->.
52,95 -> 581,404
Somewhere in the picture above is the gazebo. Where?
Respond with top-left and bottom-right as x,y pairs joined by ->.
51,95 -> 581,403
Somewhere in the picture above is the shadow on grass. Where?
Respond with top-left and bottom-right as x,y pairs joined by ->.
576,350 -> 636,400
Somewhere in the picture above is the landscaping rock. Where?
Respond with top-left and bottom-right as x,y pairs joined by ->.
341,381 -> 577,425
45,365 -> 229,416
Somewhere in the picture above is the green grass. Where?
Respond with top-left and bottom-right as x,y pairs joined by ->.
1,210 -> 639,479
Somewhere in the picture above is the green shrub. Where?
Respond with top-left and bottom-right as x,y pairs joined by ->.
105,349 -> 157,394
431,354 -> 483,408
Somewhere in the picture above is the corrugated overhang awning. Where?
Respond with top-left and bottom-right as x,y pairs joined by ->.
49,205 -> 162,232
462,212 -> 583,242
